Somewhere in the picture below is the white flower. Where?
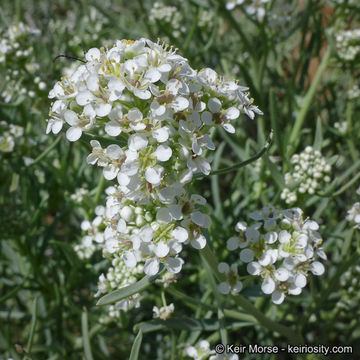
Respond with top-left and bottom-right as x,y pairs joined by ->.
185,340 -> 211,360
226,0 -> 244,11
64,107 -> 94,141
153,303 -> 174,320
218,262 -> 243,294
346,202 -> 360,229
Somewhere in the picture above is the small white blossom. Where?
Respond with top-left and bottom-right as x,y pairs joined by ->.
281,146 -> 331,204
153,303 -> 175,320
228,207 -> 326,304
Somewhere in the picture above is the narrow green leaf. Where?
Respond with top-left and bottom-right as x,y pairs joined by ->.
9,173 -> 19,192
166,287 -> 256,323
264,155 -> 285,188
319,160 -> 360,197
82,308 -> 94,360
313,117 -> 322,151
28,134 -> 62,167
24,296 -> 38,358
97,266 -> 164,306
332,172 -> 360,197
327,155 -> 339,166
134,317 -> 251,333
195,130 -> 273,178
0,277 -> 27,304
269,89 -> 283,157
80,132 -> 127,147
129,330 -> 143,360
211,142 -> 225,221
289,46 -> 331,150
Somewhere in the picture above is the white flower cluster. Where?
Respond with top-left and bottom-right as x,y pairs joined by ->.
0,23 -> 43,104
149,2 -> 184,38
0,121 -> 24,153
185,340 -> 212,360
198,10 -> 214,29
47,38 -> 261,289
185,340 -> 239,360
155,271 -> 177,287
95,258 -> 143,311
70,187 -> 89,203
82,184 -> 210,275
66,6 -> 109,46
226,0 -> 269,21
0,22 -> 40,63
153,303 -> 174,320
281,146 -> 331,204
336,28 -> 360,62
336,264 -> 360,312
1,71 -> 45,103
226,0 -> 244,10
348,84 -> 360,100
332,0 -> 360,8
334,121 -> 347,135
73,243 -> 96,260
227,206 -> 326,304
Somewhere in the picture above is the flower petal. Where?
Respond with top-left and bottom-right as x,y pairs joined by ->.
66,126 -> 82,142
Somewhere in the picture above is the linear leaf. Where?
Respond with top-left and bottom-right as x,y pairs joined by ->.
97,266 -> 164,306
129,330 -> 143,360
134,317 -> 251,333
24,297 -> 38,359
82,308 -> 94,360
264,155 -> 285,188
313,117 -> 322,151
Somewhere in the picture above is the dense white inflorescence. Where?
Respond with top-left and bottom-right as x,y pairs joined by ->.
47,38 -> 262,300
336,264 -> 360,312
281,146 -> 331,204
95,259 -> 143,310
0,22 -> 42,103
226,0 -> 269,21
0,121 -> 24,153
0,22 -> 40,63
149,2 -> 183,38
70,187 -> 89,203
336,28 -> 360,62
227,206 -> 326,304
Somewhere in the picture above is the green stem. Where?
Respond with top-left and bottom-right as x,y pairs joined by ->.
200,244 -> 303,344
24,296 -> 38,359
332,172 -> 360,197
161,291 -> 167,308
82,308 -> 94,360
183,11 -> 198,52
201,253 -> 228,346
94,175 -> 105,205
288,47 -> 331,150
195,130 -> 273,178
29,134 -> 62,167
